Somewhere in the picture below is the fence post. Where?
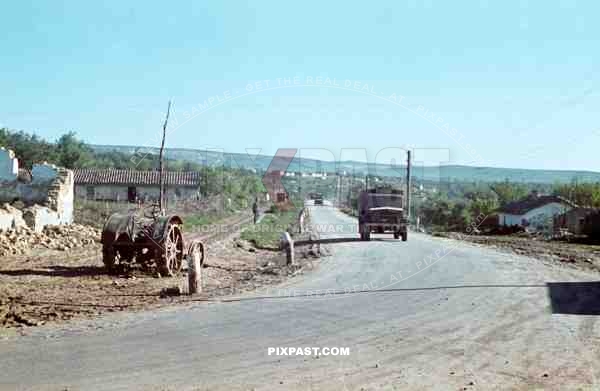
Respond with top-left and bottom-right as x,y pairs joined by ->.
299,208 -> 305,234
187,241 -> 204,295
280,232 -> 294,266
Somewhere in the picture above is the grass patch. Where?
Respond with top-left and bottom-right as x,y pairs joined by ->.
241,209 -> 298,250
183,213 -> 226,230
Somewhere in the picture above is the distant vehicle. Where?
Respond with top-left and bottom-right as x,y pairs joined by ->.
358,188 -> 408,241
314,194 -> 324,205
309,192 -> 324,205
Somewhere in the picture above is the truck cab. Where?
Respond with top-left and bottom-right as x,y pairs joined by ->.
358,188 -> 408,241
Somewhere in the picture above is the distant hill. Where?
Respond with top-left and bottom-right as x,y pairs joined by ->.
90,144 -> 600,184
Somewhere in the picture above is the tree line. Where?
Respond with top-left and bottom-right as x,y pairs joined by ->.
417,179 -> 600,232
0,128 -> 265,203
1,128 -> 170,170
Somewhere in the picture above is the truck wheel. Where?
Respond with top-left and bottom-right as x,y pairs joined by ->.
401,232 -> 408,242
359,224 -> 370,241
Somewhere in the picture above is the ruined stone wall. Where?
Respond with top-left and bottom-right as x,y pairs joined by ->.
0,149 -> 74,231
0,147 -> 18,182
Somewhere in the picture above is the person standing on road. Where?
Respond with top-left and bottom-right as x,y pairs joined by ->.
252,196 -> 259,224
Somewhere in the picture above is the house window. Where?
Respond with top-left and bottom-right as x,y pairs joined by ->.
86,186 -> 95,199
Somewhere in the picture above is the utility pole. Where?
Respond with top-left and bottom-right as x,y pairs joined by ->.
348,167 -> 353,208
338,174 -> 342,207
406,150 -> 411,219
158,100 -> 172,216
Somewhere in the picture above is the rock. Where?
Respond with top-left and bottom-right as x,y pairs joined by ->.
0,221 -> 101,257
240,272 -> 254,281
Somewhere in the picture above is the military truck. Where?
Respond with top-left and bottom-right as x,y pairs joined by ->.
358,188 -> 408,241
308,192 -> 324,205
314,193 -> 324,205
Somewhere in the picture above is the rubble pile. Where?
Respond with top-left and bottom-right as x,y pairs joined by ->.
0,224 -> 101,256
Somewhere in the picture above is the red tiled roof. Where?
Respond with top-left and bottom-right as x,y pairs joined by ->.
73,169 -> 200,187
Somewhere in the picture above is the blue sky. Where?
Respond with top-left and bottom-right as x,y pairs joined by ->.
1,0 -> 598,170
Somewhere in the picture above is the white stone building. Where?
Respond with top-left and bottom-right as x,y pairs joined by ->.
497,192 -> 576,231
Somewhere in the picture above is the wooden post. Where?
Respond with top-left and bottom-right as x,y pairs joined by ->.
158,100 -> 172,216
298,208 -> 305,234
280,232 -> 294,265
187,241 -> 204,295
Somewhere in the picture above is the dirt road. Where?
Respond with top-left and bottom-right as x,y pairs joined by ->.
2,205 -> 600,390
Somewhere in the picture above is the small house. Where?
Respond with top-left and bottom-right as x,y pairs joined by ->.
74,169 -> 200,202
554,207 -> 600,236
497,192 -> 576,232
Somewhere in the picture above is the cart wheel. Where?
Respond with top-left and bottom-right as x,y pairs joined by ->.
159,224 -> 184,277
393,231 -> 400,240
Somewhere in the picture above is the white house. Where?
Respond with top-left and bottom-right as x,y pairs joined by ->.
497,192 -> 576,231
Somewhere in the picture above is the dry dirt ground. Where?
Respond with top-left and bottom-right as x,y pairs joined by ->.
0,225 -> 318,332
441,232 -> 600,273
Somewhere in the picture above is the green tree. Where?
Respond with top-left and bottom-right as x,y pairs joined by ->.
468,193 -> 499,218
490,180 -> 529,206
0,128 -> 57,168
553,180 -> 600,207
55,132 -> 93,168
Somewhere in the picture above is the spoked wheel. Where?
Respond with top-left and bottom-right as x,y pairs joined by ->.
159,224 -> 184,277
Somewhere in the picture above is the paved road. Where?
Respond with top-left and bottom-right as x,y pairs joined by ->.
2,206 -> 600,390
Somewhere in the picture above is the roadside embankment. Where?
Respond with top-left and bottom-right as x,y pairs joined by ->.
240,208 -> 299,250
437,231 -> 600,273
